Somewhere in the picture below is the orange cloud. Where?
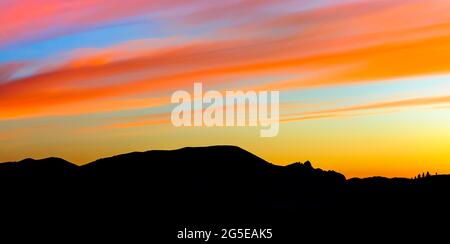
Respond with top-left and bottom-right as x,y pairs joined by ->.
284,95 -> 450,122
3,0 -> 450,120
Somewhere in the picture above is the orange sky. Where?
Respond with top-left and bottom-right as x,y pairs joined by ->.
1,0 -> 450,178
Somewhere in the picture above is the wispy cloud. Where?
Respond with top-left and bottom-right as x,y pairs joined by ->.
284,95 -> 450,122
1,0 -> 450,121
0,0 -> 197,47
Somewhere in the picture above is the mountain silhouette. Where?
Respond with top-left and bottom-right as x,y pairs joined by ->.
1,145 -> 449,241
0,157 -> 77,178
1,145 -> 449,211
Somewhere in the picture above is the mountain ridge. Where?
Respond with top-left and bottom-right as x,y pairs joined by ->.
0,145 -> 348,180
1,146 -> 446,182
1,145 -> 449,240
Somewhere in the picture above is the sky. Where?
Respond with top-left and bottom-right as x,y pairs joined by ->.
1,0 -> 450,178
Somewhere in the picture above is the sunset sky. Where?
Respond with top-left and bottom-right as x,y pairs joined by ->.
1,0 -> 450,178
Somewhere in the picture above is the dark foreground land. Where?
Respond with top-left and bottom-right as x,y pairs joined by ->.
1,146 -> 449,241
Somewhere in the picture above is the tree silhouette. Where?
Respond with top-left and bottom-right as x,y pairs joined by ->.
426,171 -> 430,177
